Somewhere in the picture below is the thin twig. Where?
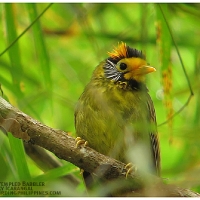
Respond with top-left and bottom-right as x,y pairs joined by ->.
158,94 -> 193,126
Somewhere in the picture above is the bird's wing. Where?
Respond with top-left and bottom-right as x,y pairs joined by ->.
147,96 -> 160,175
150,132 -> 160,175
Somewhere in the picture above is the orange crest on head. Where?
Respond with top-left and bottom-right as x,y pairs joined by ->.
108,42 -> 128,59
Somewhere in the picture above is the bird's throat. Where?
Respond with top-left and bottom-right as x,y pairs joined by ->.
128,79 -> 144,91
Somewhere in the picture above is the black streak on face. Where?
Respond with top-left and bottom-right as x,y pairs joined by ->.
128,79 -> 146,91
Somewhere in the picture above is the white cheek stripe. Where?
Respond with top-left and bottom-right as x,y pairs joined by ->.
104,59 -> 122,81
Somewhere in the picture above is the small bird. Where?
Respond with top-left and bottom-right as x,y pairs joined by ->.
75,42 -> 160,189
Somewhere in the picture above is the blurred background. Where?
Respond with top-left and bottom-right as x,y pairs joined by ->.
0,3 -> 200,196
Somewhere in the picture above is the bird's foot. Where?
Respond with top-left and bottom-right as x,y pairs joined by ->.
124,163 -> 137,179
75,137 -> 88,148
80,168 -> 84,175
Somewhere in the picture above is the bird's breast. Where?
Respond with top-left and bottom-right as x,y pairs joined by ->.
76,79 -> 151,161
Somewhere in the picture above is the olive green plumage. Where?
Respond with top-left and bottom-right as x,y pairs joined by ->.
75,42 -> 160,178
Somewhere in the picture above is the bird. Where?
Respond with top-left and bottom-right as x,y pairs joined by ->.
74,42 -> 160,191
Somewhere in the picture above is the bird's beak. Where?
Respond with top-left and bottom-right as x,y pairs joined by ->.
133,65 -> 156,76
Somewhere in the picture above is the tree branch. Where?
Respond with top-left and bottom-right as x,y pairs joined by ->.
0,96 -> 199,197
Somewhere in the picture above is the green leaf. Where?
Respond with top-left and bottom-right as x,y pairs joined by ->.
8,132 -> 31,181
33,163 -> 77,182
0,138 -> 10,180
27,3 -> 52,91
4,3 -> 24,96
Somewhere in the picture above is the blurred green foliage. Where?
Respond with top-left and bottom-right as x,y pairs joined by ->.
0,3 -> 200,196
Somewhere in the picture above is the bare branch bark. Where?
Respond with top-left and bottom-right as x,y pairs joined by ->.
0,96 -> 199,197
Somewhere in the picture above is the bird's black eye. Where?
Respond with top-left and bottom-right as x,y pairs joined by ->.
119,63 -> 127,70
